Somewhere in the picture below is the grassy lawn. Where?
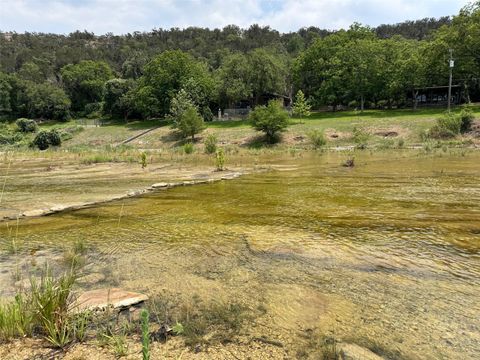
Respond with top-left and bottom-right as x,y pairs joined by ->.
5,104 -> 478,151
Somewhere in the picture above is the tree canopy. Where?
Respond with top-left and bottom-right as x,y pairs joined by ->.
0,3 -> 478,121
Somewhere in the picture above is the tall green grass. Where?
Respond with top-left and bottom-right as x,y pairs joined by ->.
0,267 -> 77,348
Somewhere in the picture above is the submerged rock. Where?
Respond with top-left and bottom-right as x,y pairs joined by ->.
71,288 -> 148,312
338,343 -> 385,360
22,209 -> 49,217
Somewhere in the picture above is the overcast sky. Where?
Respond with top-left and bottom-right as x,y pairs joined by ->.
0,0 -> 472,34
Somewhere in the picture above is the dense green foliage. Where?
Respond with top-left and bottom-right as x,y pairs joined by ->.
15,118 -> 37,133
0,3 -> 478,122
61,60 -> 113,111
33,129 -> 62,150
249,100 -> 289,142
430,106 -> 474,139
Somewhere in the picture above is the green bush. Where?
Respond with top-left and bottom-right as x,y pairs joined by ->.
15,118 -> 38,133
430,112 -> 461,139
307,130 -> 327,149
215,148 -> 225,171
0,132 -> 23,145
33,131 -> 50,150
204,133 -> 217,154
459,106 -> 474,133
33,130 -> 62,150
249,100 -> 289,143
183,142 -> 194,154
47,130 -> 62,146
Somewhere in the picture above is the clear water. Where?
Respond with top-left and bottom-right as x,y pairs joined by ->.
1,150 -> 479,359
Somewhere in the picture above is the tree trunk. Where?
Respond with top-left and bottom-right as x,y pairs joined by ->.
412,89 -> 419,111
360,95 -> 365,112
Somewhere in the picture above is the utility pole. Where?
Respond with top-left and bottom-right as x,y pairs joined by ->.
447,49 -> 454,112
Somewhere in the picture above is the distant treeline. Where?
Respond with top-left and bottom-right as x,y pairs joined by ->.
0,2 -> 479,121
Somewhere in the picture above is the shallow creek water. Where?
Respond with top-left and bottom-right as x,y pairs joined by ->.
1,150 -> 479,359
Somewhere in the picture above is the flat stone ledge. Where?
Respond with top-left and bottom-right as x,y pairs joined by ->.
71,288 -> 148,313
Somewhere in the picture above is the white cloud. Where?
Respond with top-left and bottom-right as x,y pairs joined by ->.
0,0 -> 470,34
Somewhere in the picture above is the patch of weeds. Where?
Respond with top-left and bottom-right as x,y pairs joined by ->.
307,129 -> 327,149
204,133 -> 218,154
148,292 -> 252,349
29,268 -> 76,348
81,154 -> 116,165
63,239 -> 88,270
377,138 -> 395,150
99,332 -> 129,358
0,265 -> 90,348
181,299 -> 250,347
0,294 -> 34,340
71,311 -> 91,343
352,127 -> 369,149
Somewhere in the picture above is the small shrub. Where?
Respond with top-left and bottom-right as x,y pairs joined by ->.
33,130 -> 62,150
397,138 -> 405,148
47,129 -> 62,147
204,133 -> 218,154
430,112 -> 461,139
249,100 -> 289,143
183,142 -> 194,154
0,132 -> 24,145
459,106 -> 474,133
140,152 -> 147,169
33,131 -> 50,150
419,129 -> 431,142
15,118 -> 38,133
215,148 -> 225,171
307,130 -> 327,149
